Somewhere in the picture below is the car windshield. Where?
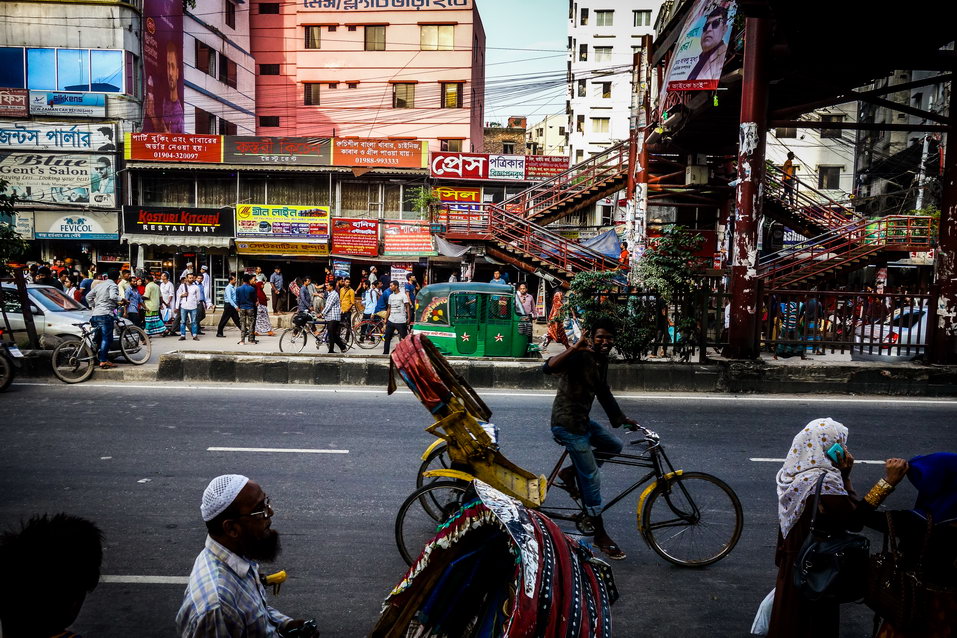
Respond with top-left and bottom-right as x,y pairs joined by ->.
31,287 -> 86,312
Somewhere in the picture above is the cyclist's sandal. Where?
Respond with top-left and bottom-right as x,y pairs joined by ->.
554,466 -> 581,500
595,540 -> 626,560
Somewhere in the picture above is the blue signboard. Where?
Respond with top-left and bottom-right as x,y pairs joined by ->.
29,92 -> 107,117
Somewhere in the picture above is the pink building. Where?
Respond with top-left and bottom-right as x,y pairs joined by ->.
251,0 -> 485,152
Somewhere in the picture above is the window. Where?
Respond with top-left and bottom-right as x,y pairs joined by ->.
634,10 -> 652,26
820,114 -> 844,138
393,83 -> 414,108
225,0 -> 236,28
597,81 -> 611,98
817,166 -> 841,190
580,7 -> 588,25
195,107 -> 217,134
219,119 -> 237,135
0,48 -> 25,89
365,26 -> 386,51
90,50 -> 123,92
21,48 -> 124,93
775,127 -> 797,138
347,82 -> 358,89
440,139 -> 463,152
591,117 -> 610,133
579,43 -> 587,61
196,40 -> 217,77
328,82 -> 339,89
576,149 -> 584,162
304,82 -> 320,105
260,115 -> 280,127
304,26 -> 321,49
559,126 -> 566,135
502,142 -> 516,154
27,49 -> 55,90
536,128 -> 543,136
259,3 -> 279,14
328,25 -> 337,31
260,63 -> 279,75
576,114 -> 584,133
57,49 -> 89,91
219,55 -> 237,88
347,25 -> 357,31
125,51 -> 140,97
420,24 -> 453,51
441,82 -> 462,108
595,10 -> 614,26
594,47 -> 612,62
577,79 -> 586,97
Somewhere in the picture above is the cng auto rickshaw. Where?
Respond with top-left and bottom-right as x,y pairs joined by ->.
410,283 -> 533,357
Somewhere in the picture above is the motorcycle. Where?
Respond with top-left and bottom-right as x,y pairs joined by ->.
0,328 -> 23,392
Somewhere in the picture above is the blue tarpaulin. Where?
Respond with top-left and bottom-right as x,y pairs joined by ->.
581,229 -> 622,260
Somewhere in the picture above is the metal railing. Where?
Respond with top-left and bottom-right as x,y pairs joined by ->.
764,165 -> 864,232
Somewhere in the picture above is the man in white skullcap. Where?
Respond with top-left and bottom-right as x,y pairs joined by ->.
176,475 -> 318,637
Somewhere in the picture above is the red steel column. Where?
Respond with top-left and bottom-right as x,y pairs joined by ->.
928,63 -> 957,364
727,17 -> 769,359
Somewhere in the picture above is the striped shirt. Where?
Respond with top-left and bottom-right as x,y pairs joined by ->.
176,536 -> 292,638
321,290 -> 341,322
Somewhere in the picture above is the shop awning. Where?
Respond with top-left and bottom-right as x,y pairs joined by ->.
122,234 -> 233,248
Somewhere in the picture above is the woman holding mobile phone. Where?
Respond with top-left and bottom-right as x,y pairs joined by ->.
767,418 -> 908,637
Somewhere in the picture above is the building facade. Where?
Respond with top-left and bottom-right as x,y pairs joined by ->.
250,0 -> 485,151
483,116 -> 526,154
527,113 -> 568,156
567,0 -> 661,163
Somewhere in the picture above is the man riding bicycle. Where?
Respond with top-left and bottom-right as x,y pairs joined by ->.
544,317 -> 637,560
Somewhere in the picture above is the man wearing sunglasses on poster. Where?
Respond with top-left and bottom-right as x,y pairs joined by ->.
177,475 -> 319,637
688,5 -> 730,81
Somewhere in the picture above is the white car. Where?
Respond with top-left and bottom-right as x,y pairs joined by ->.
852,304 -> 928,362
0,284 -> 93,349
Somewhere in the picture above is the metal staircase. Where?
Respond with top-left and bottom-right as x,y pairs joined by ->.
762,165 -> 864,239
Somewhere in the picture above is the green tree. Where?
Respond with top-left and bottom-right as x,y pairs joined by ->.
404,186 -> 442,220
0,179 -> 28,275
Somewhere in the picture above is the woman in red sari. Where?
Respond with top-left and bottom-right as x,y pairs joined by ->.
543,291 -> 568,348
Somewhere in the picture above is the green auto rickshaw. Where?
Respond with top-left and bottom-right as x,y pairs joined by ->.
411,283 -> 533,357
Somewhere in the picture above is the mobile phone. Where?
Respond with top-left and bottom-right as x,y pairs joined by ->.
825,443 -> 845,465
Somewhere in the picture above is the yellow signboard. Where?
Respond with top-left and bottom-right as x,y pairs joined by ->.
236,204 -> 331,238
235,240 -> 329,256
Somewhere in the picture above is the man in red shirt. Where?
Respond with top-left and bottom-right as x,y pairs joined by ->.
618,242 -> 630,270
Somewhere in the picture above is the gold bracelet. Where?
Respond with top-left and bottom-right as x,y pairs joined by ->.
864,479 -> 895,507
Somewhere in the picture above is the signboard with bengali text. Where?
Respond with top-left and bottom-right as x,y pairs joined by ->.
431,152 -> 568,181
525,154 -> 569,179
125,132 -> 223,162
488,154 -> 526,181
224,136 -> 332,165
383,220 -> 435,256
302,0 -> 472,10
331,218 -> 379,257
0,122 -> 115,152
332,138 -> 427,168
235,240 -> 329,256
433,186 -> 485,224
34,210 -> 119,240
236,204 -> 330,238
0,89 -> 29,118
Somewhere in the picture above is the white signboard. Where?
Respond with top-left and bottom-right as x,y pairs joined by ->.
0,122 -> 116,152
29,91 -> 107,118
488,154 -> 526,181
14,212 -> 34,240
34,210 -> 119,240
0,152 -> 116,208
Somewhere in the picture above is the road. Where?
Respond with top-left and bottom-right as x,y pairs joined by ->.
1,383 -> 955,637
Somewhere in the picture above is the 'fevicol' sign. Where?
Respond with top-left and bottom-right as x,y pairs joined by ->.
34,211 -> 119,240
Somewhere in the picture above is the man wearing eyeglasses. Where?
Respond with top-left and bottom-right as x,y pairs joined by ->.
177,474 -> 318,637
687,6 -> 729,81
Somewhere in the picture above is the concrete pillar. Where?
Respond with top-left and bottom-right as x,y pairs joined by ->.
726,17 -> 769,359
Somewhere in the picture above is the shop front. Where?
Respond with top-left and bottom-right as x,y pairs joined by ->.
17,209 -> 123,274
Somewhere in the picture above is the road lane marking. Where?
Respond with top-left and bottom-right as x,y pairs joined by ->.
101,575 -> 188,585
750,457 -> 885,465
12,382 -> 957,405
207,446 -> 349,454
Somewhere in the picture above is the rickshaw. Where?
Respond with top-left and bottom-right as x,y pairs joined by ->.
410,283 -> 532,358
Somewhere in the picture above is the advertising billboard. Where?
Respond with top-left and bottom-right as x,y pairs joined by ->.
660,0 -> 737,94
430,152 -> 569,181
224,137 -> 332,165
383,220 -> 435,256
331,218 -> 379,257
0,89 -> 29,118
125,133 -> 223,162
28,92 -> 106,118
122,206 -> 234,236
235,204 -> 331,238
34,211 -> 119,240
332,138 -> 427,168
0,122 -> 115,152
0,152 -> 115,208
235,240 -> 329,256
142,0 -> 185,133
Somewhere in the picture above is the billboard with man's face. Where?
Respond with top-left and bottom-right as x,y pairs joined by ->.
661,0 -> 737,95
142,0 -> 184,133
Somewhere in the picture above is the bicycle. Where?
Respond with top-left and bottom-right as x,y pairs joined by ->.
390,335 -> 743,568
50,315 -> 152,384
353,315 -> 386,350
278,312 -> 354,353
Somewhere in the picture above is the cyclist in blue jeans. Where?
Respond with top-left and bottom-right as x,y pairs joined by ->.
84,270 -> 122,370
544,317 -> 638,560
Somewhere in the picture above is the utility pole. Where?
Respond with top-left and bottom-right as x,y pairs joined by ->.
625,35 -> 652,278
928,68 -> 956,364
916,134 -> 930,210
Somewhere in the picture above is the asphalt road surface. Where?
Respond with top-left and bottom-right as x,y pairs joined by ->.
2,382 -> 955,637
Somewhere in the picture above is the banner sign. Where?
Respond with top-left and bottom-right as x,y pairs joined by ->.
34,211 -> 119,240
235,240 -> 329,256
235,204 -> 330,238
0,122 -> 115,152
433,186 -> 485,224
122,206 -> 234,236
0,89 -> 29,118
125,132 -> 223,162
29,92 -> 107,118
332,138 -> 427,168
0,152 -> 116,208
224,136 -> 332,165
660,0 -> 737,94
14,212 -> 34,240
332,258 -> 352,278
390,263 -> 413,282
302,0 -> 472,10
383,220 -> 435,256
331,218 -> 379,257
431,152 -> 567,181
143,0 -> 185,133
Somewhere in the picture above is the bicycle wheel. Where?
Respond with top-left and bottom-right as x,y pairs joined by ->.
339,321 -> 354,351
354,321 -> 383,349
415,443 -> 452,491
119,325 -> 151,365
279,327 -> 307,353
0,354 -> 13,392
395,481 -> 471,566
639,472 -> 743,567
51,338 -> 96,384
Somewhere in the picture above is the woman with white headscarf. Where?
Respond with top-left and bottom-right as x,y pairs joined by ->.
767,418 -> 908,638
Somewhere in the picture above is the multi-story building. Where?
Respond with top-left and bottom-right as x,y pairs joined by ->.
567,0 -> 661,163
251,0 -> 485,151
484,116 -> 526,154
527,113 -> 568,156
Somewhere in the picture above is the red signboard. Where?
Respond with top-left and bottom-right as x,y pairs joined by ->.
332,218 -> 379,257
383,220 -> 435,256
331,138 -> 426,168
0,89 -> 29,118
430,152 -> 489,180
124,132 -> 223,163
525,155 -> 570,179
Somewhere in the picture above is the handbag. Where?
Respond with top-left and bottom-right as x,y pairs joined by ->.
792,473 -> 871,602
864,512 -> 932,631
